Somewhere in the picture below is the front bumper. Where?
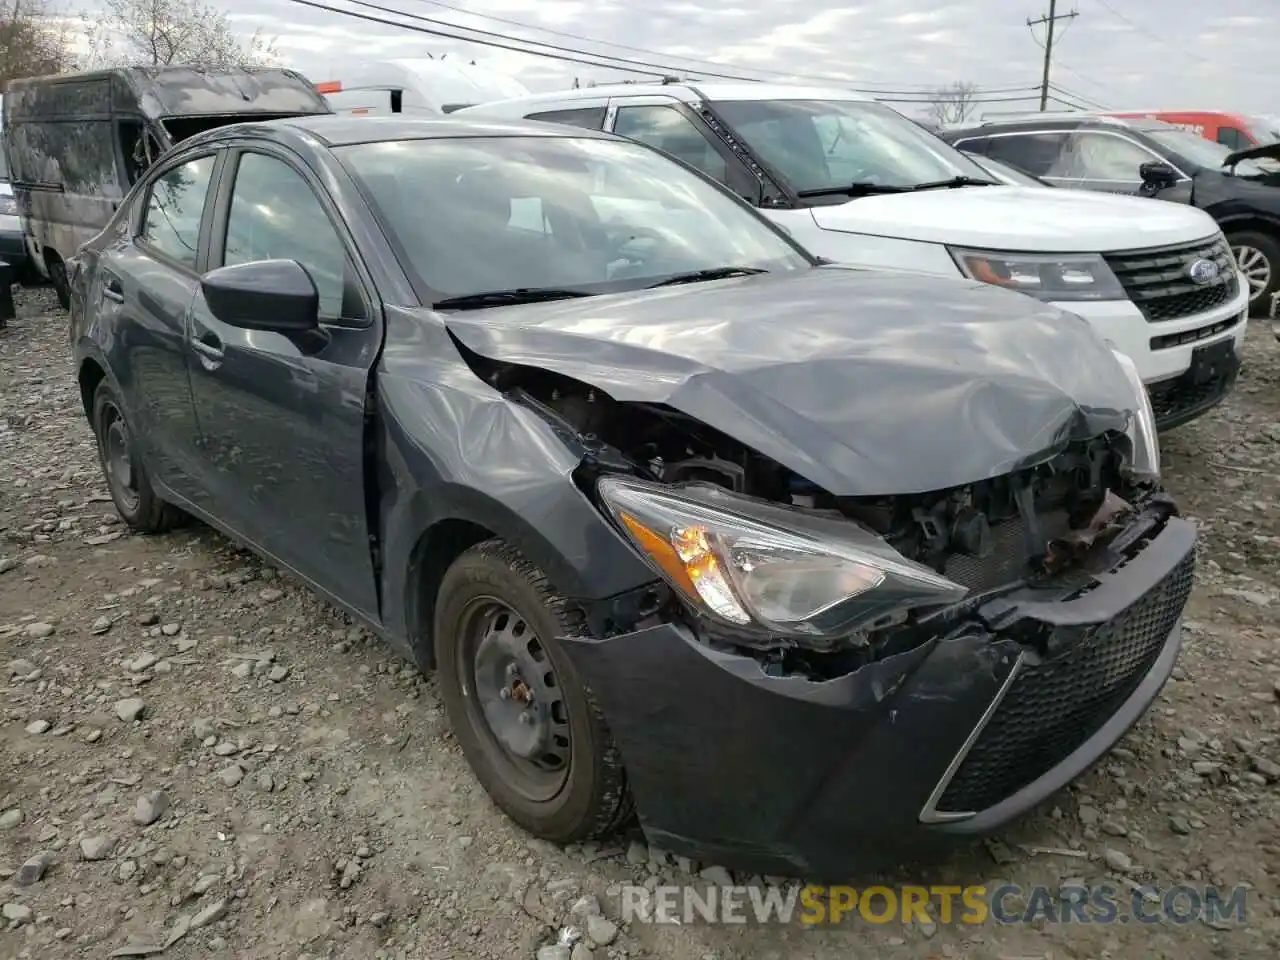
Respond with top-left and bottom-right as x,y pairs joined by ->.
566,512 -> 1196,878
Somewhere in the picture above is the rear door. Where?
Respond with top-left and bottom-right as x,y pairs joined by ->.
186,142 -> 382,618
96,148 -> 223,502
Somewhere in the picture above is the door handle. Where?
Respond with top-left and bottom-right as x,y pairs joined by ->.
102,275 -> 124,303
191,331 -> 224,362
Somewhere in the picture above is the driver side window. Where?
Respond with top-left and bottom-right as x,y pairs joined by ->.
613,106 -> 729,185
222,152 -> 360,320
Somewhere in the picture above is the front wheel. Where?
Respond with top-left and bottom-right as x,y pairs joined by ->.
46,254 -> 70,311
433,539 -> 633,843
1228,230 -> 1279,315
91,381 -> 185,533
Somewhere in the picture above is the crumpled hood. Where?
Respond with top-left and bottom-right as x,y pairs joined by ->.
807,184 -> 1221,252
442,265 -> 1139,496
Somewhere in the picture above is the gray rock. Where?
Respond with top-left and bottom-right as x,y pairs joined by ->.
24,719 -> 50,735
537,947 -> 571,960
80,834 -> 117,860
174,635 -> 198,653
217,765 -> 244,788
625,840 -> 647,865
127,652 -> 158,673
192,718 -> 215,739
1169,815 -> 1192,835
1249,756 -> 1280,782
1100,819 -> 1129,837
24,621 -> 55,639
190,897 -> 228,929
586,914 -> 618,947
0,557 -> 18,575
259,588 -> 284,602
2,902 -> 33,924
267,665 -> 290,682
1192,761 -> 1221,777
571,945 -> 595,960
1103,848 -> 1133,873
15,851 -> 53,886
134,790 -> 169,826
230,662 -> 252,679
213,741 -> 239,756
1077,805 -> 1100,826
0,809 -> 23,830
569,895 -> 603,921
114,698 -> 147,722
161,622 -> 181,636
90,615 -> 113,634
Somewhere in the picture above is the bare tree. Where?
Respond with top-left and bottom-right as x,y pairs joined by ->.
0,0 -> 78,88
926,81 -> 980,127
81,0 -> 277,70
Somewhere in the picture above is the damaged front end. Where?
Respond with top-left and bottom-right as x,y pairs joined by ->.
459,335 -> 1192,873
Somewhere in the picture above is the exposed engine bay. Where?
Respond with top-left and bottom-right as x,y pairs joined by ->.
471,356 -> 1171,677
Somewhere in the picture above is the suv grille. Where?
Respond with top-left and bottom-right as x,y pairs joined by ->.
1104,236 -> 1238,322
934,549 -> 1195,816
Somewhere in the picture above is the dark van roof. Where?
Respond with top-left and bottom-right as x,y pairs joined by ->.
5,66 -> 331,119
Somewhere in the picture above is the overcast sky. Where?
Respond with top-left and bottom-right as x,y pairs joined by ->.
164,0 -> 1280,119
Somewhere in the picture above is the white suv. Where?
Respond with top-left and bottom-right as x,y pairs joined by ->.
457,83 -> 1251,430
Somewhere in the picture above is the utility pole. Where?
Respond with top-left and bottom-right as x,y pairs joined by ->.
1028,0 -> 1078,111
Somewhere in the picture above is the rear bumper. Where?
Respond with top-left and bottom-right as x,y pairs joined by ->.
565,511 -> 1196,877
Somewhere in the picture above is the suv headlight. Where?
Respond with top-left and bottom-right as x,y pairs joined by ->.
597,476 -> 968,639
1107,346 -> 1161,481
949,247 -> 1126,302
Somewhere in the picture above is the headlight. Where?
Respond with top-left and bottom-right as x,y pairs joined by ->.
1106,347 -> 1161,482
597,476 -> 968,639
0,195 -> 16,217
949,247 -> 1125,302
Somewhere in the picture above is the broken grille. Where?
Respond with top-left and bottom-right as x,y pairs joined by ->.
934,549 -> 1195,816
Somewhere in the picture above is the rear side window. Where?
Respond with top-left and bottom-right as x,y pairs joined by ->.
525,107 -> 607,130
1216,127 -> 1248,150
140,154 -> 217,269
983,133 -> 1070,177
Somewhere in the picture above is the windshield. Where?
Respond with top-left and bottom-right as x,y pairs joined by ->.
708,98 -> 994,196
1144,126 -> 1269,177
338,135 -> 811,301
965,153 -> 1046,188
1248,115 -> 1280,144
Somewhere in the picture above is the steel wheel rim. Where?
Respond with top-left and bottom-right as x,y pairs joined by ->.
457,596 -> 571,802
100,402 -> 139,513
1232,244 -> 1272,298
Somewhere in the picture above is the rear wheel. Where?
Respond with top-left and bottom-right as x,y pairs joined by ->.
91,380 -> 184,533
46,253 -> 70,311
433,539 -> 633,843
1228,230 -> 1279,315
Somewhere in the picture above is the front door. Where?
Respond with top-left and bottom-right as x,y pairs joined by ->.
99,149 -> 222,502
186,146 -> 382,618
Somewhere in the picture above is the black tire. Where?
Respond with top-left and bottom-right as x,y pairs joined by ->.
1227,230 -> 1280,315
91,380 -> 184,534
433,539 -> 633,843
46,254 -> 70,311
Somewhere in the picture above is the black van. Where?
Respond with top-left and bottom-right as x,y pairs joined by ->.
3,66 -> 332,309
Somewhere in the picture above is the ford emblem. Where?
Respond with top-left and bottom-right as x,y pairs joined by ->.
1187,258 -> 1220,285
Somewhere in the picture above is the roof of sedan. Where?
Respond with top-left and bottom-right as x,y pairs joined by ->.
268,113 -> 618,145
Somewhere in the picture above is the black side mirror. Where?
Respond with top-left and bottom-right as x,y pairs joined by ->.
201,259 -> 319,333
1139,161 -> 1179,188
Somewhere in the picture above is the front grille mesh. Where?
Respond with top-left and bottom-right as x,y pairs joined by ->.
934,549 -> 1195,815
1104,236 -> 1238,322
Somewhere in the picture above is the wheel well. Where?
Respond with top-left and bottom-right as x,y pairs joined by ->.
78,358 -> 106,421
1221,217 -> 1280,243
407,518 -> 495,669
43,248 -> 63,270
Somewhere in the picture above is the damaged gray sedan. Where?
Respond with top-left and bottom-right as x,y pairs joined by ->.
67,115 -> 1194,876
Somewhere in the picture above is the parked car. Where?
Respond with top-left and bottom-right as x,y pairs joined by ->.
313,58 -> 530,116
938,113 -> 1280,315
2,65 -> 331,309
68,114 -> 1194,875
0,95 -> 29,281
456,84 -> 1249,430
1103,109 -> 1280,154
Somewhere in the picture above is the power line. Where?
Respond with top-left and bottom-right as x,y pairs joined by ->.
290,0 -> 1047,98
404,0 -> 1041,95
1028,0 -> 1079,111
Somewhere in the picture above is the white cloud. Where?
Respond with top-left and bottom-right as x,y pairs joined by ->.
80,0 -> 1280,114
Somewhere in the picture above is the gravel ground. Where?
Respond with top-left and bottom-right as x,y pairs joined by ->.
2,286 -> 1279,960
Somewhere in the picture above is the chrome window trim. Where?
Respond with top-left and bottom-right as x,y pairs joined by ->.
952,128 -> 1193,183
